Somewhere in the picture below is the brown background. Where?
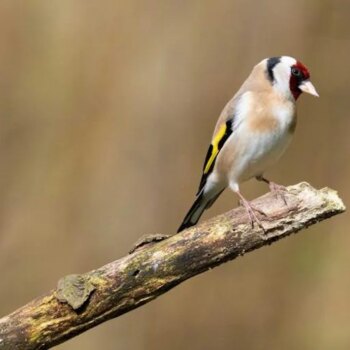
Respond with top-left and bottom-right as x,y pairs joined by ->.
0,1 -> 349,349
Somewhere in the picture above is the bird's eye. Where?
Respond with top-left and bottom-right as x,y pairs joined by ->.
291,67 -> 302,77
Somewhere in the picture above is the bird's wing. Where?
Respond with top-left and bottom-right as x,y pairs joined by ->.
196,87 -> 254,195
196,118 -> 233,195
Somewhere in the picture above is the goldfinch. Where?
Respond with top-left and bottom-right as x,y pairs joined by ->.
178,56 -> 318,232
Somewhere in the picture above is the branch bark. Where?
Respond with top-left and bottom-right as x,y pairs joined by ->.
0,182 -> 345,350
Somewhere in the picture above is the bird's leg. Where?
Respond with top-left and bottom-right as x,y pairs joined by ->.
256,175 -> 288,206
236,191 -> 266,232
237,198 -> 268,217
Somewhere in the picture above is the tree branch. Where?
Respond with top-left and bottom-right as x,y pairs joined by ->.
0,182 -> 345,350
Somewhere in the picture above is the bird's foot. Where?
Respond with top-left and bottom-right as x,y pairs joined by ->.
269,182 -> 288,206
256,176 -> 289,207
238,196 -> 266,232
239,199 -> 268,217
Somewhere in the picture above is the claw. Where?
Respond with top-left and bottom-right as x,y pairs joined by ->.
237,192 -> 266,232
256,176 -> 289,207
239,199 -> 268,217
269,182 -> 288,206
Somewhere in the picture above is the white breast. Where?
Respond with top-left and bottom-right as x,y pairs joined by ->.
227,97 -> 295,183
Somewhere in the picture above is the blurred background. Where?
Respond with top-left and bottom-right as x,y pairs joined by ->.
0,0 -> 349,349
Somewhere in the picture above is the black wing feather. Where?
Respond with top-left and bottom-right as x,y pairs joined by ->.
196,118 -> 233,195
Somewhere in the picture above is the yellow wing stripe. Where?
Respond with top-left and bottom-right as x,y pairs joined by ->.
204,123 -> 227,174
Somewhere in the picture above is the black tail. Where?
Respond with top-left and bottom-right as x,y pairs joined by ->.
177,192 -> 207,232
177,188 -> 224,233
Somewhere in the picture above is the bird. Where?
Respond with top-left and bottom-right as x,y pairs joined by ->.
178,56 -> 318,233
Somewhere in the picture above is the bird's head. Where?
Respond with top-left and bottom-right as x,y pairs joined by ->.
264,56 -> 319,100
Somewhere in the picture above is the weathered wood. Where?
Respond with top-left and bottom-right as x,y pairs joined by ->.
0,182 -> 345,350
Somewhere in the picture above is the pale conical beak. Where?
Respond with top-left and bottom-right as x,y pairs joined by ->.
299,80 -> 319,97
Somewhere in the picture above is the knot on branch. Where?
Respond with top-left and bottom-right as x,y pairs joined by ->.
56,274 -> 96,310
129,233 -> 171,254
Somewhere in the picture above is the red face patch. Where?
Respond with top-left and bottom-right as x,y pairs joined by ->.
289,61 -> 310,100
295,61 -> 310,79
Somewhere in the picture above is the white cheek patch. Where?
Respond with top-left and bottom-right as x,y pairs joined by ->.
272,56 -> 297,99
